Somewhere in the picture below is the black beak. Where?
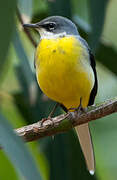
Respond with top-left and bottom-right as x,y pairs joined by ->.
23,23 -> 39,29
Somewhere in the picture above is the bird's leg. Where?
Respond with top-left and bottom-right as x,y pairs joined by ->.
48,103 -> 59,118
75,97 -> 87,115
59,104 -> 68,113
41,103 -> 59,126
76,97 -> 84,112
41,103 -> 69,127
68,97 -> 87,116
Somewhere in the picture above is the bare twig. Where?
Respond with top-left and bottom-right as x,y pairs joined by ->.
15,97 -> 117,142
16,7 -> 37,48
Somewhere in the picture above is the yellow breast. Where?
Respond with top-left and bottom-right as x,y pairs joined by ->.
35,36 -> 94,109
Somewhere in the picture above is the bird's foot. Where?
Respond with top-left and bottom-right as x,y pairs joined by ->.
41,116 -> 54,127
68,98 -> 87,116
41,117 -> 55,139
41,103 -> 59,127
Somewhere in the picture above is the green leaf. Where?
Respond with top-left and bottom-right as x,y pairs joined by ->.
48,0 -> 72,18
18,0 -> 33,20
0,151 -> 19,180
29,142 -> 49,180
73,15 -> 91,33
72,0 -> 90,25
0,48 -> 12,85
13,30 -> 38,104
0,0 -> 16,83
0,113 -> 42,180
13,30 -> 34,86
89,0 -> 109,52
96,43 -> 117,75
33,0 -> 48,17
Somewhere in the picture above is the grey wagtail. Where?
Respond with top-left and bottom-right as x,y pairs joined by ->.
23,16 -> 98,175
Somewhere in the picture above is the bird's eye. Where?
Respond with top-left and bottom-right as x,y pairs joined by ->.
47,23 -> 56,31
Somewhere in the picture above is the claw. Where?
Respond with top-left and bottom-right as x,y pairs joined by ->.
68,97 -> 87,115
41,116 -> 54,126
40,103 -> 59,127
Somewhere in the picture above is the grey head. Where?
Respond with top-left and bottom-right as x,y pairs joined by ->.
23,16 -> 79,38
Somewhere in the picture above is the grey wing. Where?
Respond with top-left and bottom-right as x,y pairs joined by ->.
78,36 -> 98,105
88,51 -> 98,105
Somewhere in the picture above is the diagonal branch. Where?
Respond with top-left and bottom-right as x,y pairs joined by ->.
16,97 -> 117,142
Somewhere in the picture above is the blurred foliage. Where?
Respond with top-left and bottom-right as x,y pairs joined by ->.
89,0 -> 109,52
0,0 -> 16,84
0,0 -> 117,180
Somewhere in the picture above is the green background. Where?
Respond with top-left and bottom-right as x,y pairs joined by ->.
0,0 -> 117,179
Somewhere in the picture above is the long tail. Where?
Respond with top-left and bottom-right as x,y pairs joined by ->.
75,123 -> 95,175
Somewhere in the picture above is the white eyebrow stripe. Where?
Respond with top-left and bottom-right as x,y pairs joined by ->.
42,21 -> 56,25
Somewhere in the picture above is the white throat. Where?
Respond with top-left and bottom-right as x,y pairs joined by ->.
37,28 -> 67,39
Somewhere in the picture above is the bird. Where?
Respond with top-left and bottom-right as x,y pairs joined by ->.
23,16 -> 98,175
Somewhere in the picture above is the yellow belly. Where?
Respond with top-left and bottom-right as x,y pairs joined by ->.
35,36 -> 94,109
